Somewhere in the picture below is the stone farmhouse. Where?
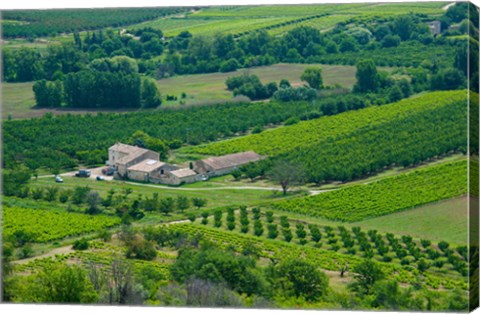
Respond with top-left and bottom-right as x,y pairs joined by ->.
108,143 -> 263,185
108,143 -> 159,178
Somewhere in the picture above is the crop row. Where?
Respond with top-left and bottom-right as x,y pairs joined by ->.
273,160 -> 467,222
3,206 -> 121,243
186,90 -> 468,183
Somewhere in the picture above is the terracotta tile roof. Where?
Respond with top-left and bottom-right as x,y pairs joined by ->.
202,151 -> 263,170
127,159 -> 165,173
170,168 -> 197,178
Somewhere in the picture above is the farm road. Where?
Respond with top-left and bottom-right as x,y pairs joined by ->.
123,181 -> 335,195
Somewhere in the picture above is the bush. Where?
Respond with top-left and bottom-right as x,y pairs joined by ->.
188,213 -> 196,222
266,211 -> 274,223
213,210 -> 222,228
253,220 -> 263,237
438,241 -> 450,252
267,224 -> 278,239
73,238 -> 90,250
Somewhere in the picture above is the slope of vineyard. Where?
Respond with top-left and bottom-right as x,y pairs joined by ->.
3,206 -> 121,243
185,90 -> 469,182
272,160 -> 467,222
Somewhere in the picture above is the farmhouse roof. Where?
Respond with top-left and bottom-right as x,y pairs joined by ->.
127,159 -> 166,173
170,168 -> 197,178
109,143 -> 156,165
201,151 -> 263,170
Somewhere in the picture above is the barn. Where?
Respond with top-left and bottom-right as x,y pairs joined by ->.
108,143 -> 160,178
157,168 -> 200,185
194,151 -> 264,177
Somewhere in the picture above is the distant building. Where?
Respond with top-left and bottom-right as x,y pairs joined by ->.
127,159 -> 177,182
108,143 -> 160,178
194,151 -> 264,177
156,168 -> 200,185
427,21 -> 441,35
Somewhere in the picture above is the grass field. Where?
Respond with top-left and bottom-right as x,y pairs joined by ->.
354,196 -> 468,245
1,63 -> 363,119
157,63 -> 366,106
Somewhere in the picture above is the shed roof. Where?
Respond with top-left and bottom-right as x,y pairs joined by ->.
127,159 -> 165,173
170,168 -> 197,178
201,151 -> 263,170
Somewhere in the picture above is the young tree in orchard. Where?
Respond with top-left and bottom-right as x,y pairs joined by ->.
268,159 -> 305,195
354,59 -> 380,93
301,67 -> 323,90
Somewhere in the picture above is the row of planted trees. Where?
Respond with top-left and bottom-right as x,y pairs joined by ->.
196,206 -> 468,276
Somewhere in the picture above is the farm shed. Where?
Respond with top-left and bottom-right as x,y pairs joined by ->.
127,159 -> 178,182
157,168 -> 200,185
427,21 -> 441,35
108,143 -> 160,178
194,151 -> 264,177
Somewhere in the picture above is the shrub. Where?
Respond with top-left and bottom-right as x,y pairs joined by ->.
267,224 -> 278,239
438,241 -> 450,252
283,228 -> 293,242
188,213 -> 196,222
73,238 -> 90,250
253,220 -> 263,237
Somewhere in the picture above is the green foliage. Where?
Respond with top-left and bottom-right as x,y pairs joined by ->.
171,245 -> 268,296
300,67 -> 323,90
141,77 -> 162,108
176,196 -> 190,212
193,198 -> 207,209
73,238 -> 90,250
10,263 -> 98,303
354,59 -> 379,93
225,73 -> 276,100
273,258 -> 329,301
33,79 -> 63,107
351,259 -> 385,294
3,165 -> 31,197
